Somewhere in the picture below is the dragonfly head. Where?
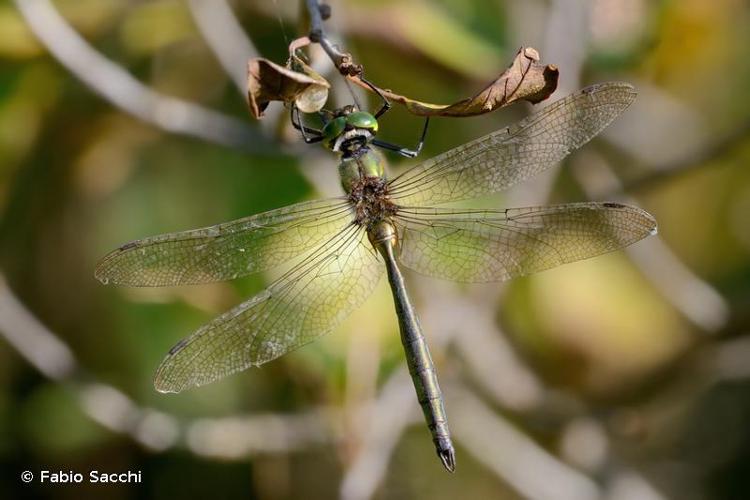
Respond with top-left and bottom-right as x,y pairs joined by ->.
323,106 -> 378,154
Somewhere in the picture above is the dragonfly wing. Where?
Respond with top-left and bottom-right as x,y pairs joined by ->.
153,223 -> 383,393
388,82 -> 636,207
95,198 -> 352,286
394,203 -> 656,283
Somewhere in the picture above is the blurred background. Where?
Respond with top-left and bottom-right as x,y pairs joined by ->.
1,0 -> 749,499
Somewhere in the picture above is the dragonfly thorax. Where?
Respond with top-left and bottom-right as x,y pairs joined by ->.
338,146 -> 395,228
347,171 -> 398,229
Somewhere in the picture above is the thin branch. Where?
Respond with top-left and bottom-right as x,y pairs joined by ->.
0,275 -> 75,380
305,1 -> 348,67
573,151 -> 729,332
15,0 -> 270,152
186,0 -> 259,94
422,281 -> 546,412
185,0 -> 288,139
340,279 -> 567,500
543,0 -> 588,96
183,409 -> 330,458
306,0 -> 326,42
605,471 -> 669,500
617,120 -> 750,196
449,386 -> 602,500
339,369 -> 420,500
0,273 -> 330,457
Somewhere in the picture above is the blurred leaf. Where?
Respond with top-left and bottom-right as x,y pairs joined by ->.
119,0 -> 196,56
56,0 -> 125,36
0,0 -> 124,59
351,47 -> 558,117
504,254 -> 690,395
0,6 -> 42,58
395,1 -> 504,79
0,64 -> 61,195
247,37 -> 330,118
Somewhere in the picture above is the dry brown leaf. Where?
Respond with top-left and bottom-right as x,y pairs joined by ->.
349,47 -> 559,117
246,37 -> 330,119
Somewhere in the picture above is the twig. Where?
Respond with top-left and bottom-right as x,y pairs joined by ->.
0,273 -> 331,457
616,120 -> 750,196
572,151 -> 729,332
184,0 -> 289,140
0,275 -> 75,380
186,0 -> 259,94
605,471 -> 668,500
543,0 -> 587,96
306,0 -> 326,42
305,1 -> 348,69
449,386 -> 601,500
422,281 -> 546,412
184,409 -> 330,458
339,281 -> 585,498
339,368 -> 420,500
14,0 -> 270,152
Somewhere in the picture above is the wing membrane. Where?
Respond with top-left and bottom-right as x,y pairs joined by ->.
388,83 -> 636,207
95,198 -> 352,286
153,223 -> 383,392
394,202 -> 656,283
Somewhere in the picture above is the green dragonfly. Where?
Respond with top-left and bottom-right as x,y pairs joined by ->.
96,82 -> 656,472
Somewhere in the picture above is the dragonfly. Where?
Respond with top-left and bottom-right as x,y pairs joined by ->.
96,82 -> 656,472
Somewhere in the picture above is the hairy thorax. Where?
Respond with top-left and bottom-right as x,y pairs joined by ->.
348,175 -> 398,228
339,148 -> 398,229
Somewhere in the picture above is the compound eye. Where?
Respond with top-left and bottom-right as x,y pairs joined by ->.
321,117 -> 346,149
346,112 -> 378,133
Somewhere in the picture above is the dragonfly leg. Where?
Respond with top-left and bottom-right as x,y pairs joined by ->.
291,105 -> 325,144
359,76 -> 391,118
371,116 -> 430,158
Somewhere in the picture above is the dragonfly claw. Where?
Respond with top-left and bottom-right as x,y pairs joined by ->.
438,445 -> 456,473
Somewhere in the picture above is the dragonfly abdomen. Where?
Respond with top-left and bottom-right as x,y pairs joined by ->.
374,222 -> 456,472
402,330 -> 455,471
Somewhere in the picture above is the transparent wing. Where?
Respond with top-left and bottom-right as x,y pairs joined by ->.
393,202 -> 657,283
95,198 -> 352,286
153,223 -> 383,393
388,82 -> 636,207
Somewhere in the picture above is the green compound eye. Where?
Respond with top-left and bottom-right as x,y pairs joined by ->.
322,116 -> 346,149
346,111 -> 378,132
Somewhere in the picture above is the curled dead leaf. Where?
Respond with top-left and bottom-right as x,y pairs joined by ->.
246,37 -> 330,119
349,47 -> 559,117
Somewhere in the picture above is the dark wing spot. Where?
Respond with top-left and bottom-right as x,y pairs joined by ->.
119,241 -> 139,251
168,337 -> 190,355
